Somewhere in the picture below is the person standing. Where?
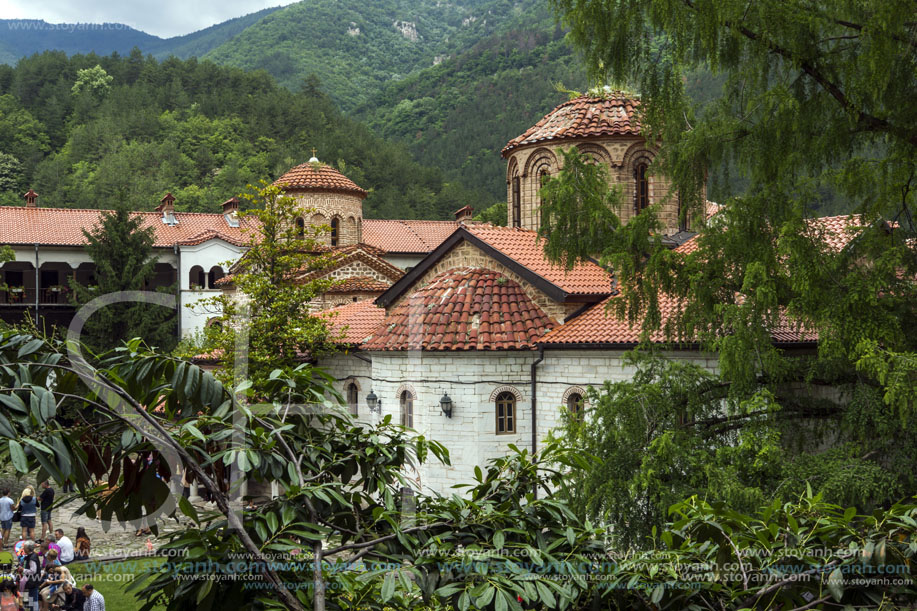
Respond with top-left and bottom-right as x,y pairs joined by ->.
0,490 -> 13,550
53,531 -> 73,565
38,483 -> 54,541
18,541 -> 41,611
72,529 -> 89,562
15,488 -> 37,542
81,584 -> 104,611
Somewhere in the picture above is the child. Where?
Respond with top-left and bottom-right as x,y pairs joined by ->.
0,579 -> 20,611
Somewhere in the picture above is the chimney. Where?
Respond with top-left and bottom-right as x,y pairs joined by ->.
454,205 -> 473,223
23,189 -> 38,208
156,192 -> 176,214
221,197 -> 239,215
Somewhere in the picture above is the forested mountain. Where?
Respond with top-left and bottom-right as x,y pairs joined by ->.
0,52 -> 486,219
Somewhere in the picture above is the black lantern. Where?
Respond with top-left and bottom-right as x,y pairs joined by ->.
439,392 -> 453,418
366,389 -> 381,414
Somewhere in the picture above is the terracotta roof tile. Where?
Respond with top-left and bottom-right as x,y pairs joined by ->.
502,95 -> 642,156
273,162 -> 367,198
320,299 -> 386,345
540,294 -> 816,346
0,206 -> 254,248
465,225 -> 612,295
365,268 -> 556,351
362,219 -> 460,254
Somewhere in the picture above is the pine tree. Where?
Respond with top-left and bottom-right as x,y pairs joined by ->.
69,203 -> 176,354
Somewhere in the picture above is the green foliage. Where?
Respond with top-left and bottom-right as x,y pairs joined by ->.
472,201 -> 507,225
196,182 -> 340,390
71,64 -> 113,97
68,203 -> 177,353
0,51 -> 481,219
551,354 -> 917,547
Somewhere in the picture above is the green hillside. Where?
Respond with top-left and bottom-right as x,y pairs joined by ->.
148,8 -> 282,59
356,24 -> 585,202
201,0 -> 557,111
0,52 -> 486,220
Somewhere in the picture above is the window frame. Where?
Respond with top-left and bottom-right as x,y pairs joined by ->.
347,382 -> 359,416
400,390 -> 414,428
566,392 -> 584,421
511,176 -> 521,228
495,391 -> 516,434
635,162 -> 650,213
330,217 -> 340,247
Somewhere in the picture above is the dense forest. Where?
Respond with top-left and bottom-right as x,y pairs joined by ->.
0,50 -> 489,219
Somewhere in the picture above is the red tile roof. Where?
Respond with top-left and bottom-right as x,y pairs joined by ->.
502,95 -> 642,156
365,268 -> 556,351
465,225 -> 612,295
0,206 -> 253,248
540,294 -> 816,346
320,299 -> 386,345
362,219 -> 460,254
273,162 -> 367,198
326,276 -> 391,293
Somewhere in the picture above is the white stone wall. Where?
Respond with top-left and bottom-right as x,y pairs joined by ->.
179,239 -> 246,337
316,348 -> 719,496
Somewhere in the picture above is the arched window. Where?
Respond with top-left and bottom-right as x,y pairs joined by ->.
400,391 -> 414,428
189,265 -> 205,289
207,266 -> 224,289
635,162 -> 649,213
511,176 -> 521,228
347,382 -> 358,416
330,217 -> 340,247
495,391 -> 516,434
566,392 -> 584,420
539,167 -> 550,187
295,217 -> 305,238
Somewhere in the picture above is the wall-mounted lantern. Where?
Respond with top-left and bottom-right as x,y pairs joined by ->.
439,392 -> 453,418
366,389 -> 381,414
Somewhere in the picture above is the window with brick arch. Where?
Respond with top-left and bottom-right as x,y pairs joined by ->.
400,390 -> 414,428
295,217 -> 305,238
635,162 -> 650,213
330,217 -> 340,246
495,392 -> 516,434
566,392 -> 584,421
511,176 -> 521,227
347,383 -> 358,416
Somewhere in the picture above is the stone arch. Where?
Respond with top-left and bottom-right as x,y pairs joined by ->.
395,383 -> 417,400
330,215 -> 341,247
346,215 -> 358,244
506,155 -> 520,184
522,147 -> 557,178
562,386 -> 588,405
489,385 -> 522,402
575,142 -> 614,168
620,141 -> 655,170
344,377 -> 362,392
311,213 -> 326,225
207,265 -> 225,289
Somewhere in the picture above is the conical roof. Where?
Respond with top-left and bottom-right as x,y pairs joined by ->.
502,95 -> 642,156
273,161 -> 367,198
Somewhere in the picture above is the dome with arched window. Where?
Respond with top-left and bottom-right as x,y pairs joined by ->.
273,157 -> 366,247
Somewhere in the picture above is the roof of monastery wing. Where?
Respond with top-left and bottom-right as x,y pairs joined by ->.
376,225 -> 613,308
273,162 -> 367,198
364,268 -> 556,351
502,95 -> 643,156
326,276 -> 392,293
0,206 -> 254,248
320,299 -> 387,346
295,244 -> 405,284
361,219 -> 461,254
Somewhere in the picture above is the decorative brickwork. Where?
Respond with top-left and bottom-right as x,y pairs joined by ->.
291,191 -> 363,246
389,240 -> 569,323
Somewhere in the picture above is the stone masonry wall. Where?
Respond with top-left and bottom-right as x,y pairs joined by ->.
315,349 -> 719,496
290,191 -> 364,246
506,136 -> 696,235
388,240 -> 568,323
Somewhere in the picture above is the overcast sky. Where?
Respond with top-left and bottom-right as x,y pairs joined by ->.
0,0 -> 298,38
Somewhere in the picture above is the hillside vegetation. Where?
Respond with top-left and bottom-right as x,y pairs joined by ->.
0,51 -> 485,219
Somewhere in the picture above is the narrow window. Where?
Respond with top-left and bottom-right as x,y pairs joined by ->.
400,391 -> 414,428
330,217 -> 340,247
295,217 -> 305,238
566,393 -> 584,421
539,168 -> 550,186
511,176 -> 521,228
495,391 -> 516,434
635,163 -> 649,213
347,382 -> 358,416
